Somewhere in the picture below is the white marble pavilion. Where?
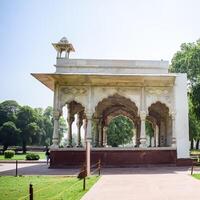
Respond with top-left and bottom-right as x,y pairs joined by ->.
32,37 -> 191,174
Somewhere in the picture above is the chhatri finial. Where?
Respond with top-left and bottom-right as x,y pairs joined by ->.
52,37 -> 75,58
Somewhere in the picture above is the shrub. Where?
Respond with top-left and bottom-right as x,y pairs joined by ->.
26,153 -> 40,160
4,150 -> 15,159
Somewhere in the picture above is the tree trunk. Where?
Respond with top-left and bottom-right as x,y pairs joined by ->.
22,141 -> 27,154
196,139 -> 199,150
190,139 -> 194,150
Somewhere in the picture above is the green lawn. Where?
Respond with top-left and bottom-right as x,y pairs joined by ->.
192,174 -> 200,180
191,149 -> 200,155
0,152 -> 45,160
0,176 -> 99,200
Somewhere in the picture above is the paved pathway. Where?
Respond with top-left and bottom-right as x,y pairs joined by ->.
0,163 -> 79,176
82,167 -> 200,200
1,164 -> 200,200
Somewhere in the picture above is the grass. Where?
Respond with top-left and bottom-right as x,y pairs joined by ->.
192,174 -> 200,180
191,149 -> 200,155
0,175 -> 99,200
0,152 -> 45,160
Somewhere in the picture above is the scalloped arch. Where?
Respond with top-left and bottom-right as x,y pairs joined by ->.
94,93 -> 139,117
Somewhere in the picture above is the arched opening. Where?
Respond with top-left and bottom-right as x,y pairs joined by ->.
61,100 -> 86,147
107,115 -> 135,147
93,94 -> 139,147
148,101 -> 172,147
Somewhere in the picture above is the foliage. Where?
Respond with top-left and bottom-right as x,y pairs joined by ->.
170,39 -> 200,149
59,116 -> 67,144
191,83 -> 200,120
0,121 -> 20,150
0,100 -> 67,152
107,116 -> 134,147
4,150 -> 15,158
16,106 -> 38,153
145,121 -> 154,147
26,153 -> 40,160
170,39 -> 200,86
0,176 -> 99,200
0,152 -> 45,160
145,121 -> 154,137
0,100 -> 20,126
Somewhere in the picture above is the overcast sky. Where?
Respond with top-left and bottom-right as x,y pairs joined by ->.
0,0 -> 200,108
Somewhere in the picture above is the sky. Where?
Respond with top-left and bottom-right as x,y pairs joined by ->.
0,0 -> 200,108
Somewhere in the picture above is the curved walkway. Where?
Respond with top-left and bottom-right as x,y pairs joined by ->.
82,167 -> 200,200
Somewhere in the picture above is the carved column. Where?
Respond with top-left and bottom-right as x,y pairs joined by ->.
139,111 -> 147,147
103,126 -> 108,147
93,118 -> 100,147
83,119 -> 87,146
76,112 -> 83,147
171,112 -> 176,147
52,110 -> 60,148
51,82 -> 60,148
160,119 -> 165,147
67,105 -> 74,147
99,118 -> 103,147
86,112 -> 92,176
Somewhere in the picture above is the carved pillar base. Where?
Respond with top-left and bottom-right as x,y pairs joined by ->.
139,138 -> 147,148
171,137 -> 176,147
51,138 -> 59,148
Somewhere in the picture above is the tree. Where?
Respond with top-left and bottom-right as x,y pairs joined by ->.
25,122 -> 42,145
59,117 -> 67,145
189,97 -> 200,149
170,39 -> 200,149
107,116 -> 134,147
0,100 -> 20,126
170,39 -> 200,86
16,106 -> 37,153
0,121 -> 20,151
145,121 -> 154,147
43,106 -> 53,120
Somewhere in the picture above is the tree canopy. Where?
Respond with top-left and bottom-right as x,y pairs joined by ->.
170,39 -> 200,149
107,116 -> 134,147
170,39 -> 200,86
0,101 -> 66,152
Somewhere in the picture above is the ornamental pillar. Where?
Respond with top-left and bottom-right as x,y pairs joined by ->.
67,105 -> 74,147
99,118 -> 103,147
51,81 -> 60,148
86,112 -> 92,176
83,119 -> 87,146
171,112 -> 176,147
103,126 -> 108,147
76,112 -> 83,147
93,118 -> 100,147
52,110 -> 60,148
139,111 -> 147,148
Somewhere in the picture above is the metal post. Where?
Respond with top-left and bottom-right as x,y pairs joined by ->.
98,160 -> 101,176
15,160 -> 18,177
83,164 -> 86,190
29,184 -> 33,200
83,176 -> 86,190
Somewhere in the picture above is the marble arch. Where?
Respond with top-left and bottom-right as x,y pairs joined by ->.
32,38 -> 191,173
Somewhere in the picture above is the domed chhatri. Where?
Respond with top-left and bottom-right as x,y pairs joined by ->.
52,36 -> 75,58
59,37 -> 69,44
